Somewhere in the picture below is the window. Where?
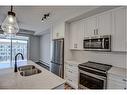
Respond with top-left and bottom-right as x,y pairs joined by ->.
0,34 -> 29,69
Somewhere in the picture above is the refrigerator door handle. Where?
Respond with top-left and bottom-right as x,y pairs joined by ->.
51,61 -> 60,65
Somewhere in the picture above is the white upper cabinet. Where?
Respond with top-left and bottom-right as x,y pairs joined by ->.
84,12 -> 112,38
69,20 -> 84,50
98,12 -> 112,35
69,7 -> 126,52
70,21 -> 78,49
112,7 -> 126,52
85,16 -> 97,37
52,22 -> 65,39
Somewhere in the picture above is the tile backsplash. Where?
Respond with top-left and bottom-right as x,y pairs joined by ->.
71,51 -> 127,69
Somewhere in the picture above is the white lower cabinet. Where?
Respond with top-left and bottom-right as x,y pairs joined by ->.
107,74 -> 127,89
64,62 -> 79,89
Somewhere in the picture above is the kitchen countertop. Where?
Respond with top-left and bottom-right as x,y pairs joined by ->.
65,60 -> 82,65
108,66 -> 127,77
0,60 -> 66,89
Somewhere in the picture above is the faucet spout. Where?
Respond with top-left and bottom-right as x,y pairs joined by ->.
14,53 -> 24,72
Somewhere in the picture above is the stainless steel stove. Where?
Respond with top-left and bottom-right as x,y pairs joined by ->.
78,61 -> 112,89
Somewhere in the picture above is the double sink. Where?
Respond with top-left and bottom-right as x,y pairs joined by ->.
18,65 -> 41,76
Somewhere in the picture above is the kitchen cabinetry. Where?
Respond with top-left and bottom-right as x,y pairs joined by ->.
52,30 -> 64,39
84,11 -> 112,38
107,67 -> 127,89
52,22 -> 65,39
112,7 -> 126,52
64,61 -> 79,89
69,7 -> 126,52
69,20 -> 84,50
98,12 -> 112,35
84,16 -> 97,37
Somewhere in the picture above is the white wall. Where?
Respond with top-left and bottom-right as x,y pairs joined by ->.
40,33 -> 51,66
71,51 -> 127,69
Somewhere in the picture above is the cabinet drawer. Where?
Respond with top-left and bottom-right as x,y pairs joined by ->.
66,76 -> 78,89
65,72 -> 78,81
65,68 -> 78,76
65,64 -> 78,71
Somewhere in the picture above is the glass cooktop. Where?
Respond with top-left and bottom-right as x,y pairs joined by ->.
79,61 -> 112,72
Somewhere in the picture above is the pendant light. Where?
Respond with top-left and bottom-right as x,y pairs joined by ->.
1,6 -> 19,35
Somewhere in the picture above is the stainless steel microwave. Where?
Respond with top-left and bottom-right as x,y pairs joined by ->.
83,35 -> 111,51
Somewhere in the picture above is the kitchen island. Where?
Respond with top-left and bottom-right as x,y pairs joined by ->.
0,60 -> 66,89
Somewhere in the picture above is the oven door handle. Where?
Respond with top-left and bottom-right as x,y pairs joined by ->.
79,70 -> 106,80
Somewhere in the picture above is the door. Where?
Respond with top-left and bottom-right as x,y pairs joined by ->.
107,79 -> 126,89
112,7 -> 126,52
51,39 -> 64,64
98,12 -> 112,35
85,16 -> 97,37
69,21 -> 78,49
51,63 -> 63,77
77,20 -> 84,49
79,72 -> 105,89
51,39 -> 64,77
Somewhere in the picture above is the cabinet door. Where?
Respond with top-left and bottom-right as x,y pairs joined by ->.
107,79 -> 126,89
52,31 -> 58,39
98,12 -> 112,35
85,16 -> 97,37
69,20 -> 84,50
65,63 -> 79,89
112,7 -> 126,52
57,30 -> 64,39
70,22 -> 78,49
76,20 -> 84,49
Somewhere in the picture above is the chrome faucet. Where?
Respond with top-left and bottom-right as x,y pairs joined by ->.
14,53 -> 24,72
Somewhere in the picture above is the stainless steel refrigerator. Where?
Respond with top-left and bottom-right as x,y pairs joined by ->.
51,38 -> 64,78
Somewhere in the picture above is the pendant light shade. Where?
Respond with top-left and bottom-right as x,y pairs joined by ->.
1,6 -> 19,35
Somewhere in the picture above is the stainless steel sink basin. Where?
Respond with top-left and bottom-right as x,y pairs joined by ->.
18,65 -> 41,76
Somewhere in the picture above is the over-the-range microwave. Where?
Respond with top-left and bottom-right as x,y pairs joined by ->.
83,35 -> 111,51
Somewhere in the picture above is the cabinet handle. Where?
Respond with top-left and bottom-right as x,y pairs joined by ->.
123,79 -> 127,82
69,70 -> 72,73
68,79 -> 72,82
74,44 -> 77,48
96,29 -> 98,35
76,44 -> 77,48
69,64 -> 72,66
56,33 -> 59,37
94,29 -> 95,35
74,44 -> 76,48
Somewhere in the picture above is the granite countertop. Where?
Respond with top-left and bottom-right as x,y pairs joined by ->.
65,60 -> 83,65
0,60 -> 66,89
108,66 -> 127,77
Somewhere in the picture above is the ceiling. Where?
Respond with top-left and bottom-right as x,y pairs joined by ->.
0,6 -> 98,35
